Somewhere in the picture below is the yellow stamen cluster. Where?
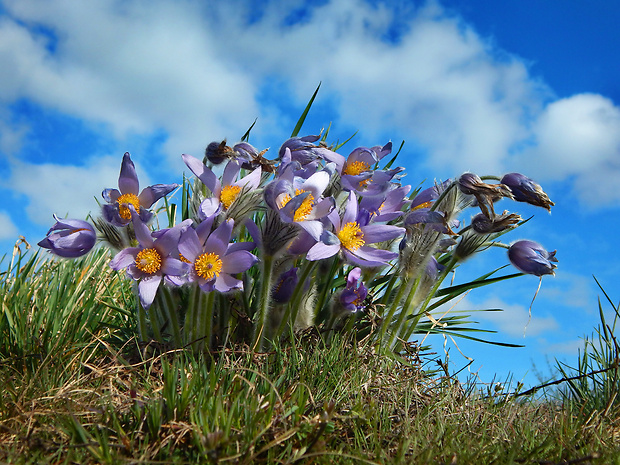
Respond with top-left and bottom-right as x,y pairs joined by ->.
194,252 -> 223,280
412,200 -> 433,211
343,160 -> 370,176
278,189 -> 315,221
135,248 -> 162,274
117,193 -> 140,220
221,185 -> 241,210
179,254 -> 192,264
337,222 -> 365,251
293,193 -> 315,221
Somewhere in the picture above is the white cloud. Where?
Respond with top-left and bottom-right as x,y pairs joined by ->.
521,94 -> 620,206
432,294 -> 559,338
0,210 -> 18,240
6,156 -> 145,226
0,0 -> 618,206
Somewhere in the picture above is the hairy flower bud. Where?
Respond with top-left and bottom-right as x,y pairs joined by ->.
38,215 -> 97,258
508,240 -> 558,276
501,173 -> 554,211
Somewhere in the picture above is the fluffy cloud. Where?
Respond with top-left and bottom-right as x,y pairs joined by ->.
522,94 -> 620,205
0,210 -> 18,240
1,0 -> 619,210
7,155 -> 145,226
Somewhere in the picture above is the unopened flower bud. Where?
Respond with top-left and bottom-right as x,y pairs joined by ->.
38,215 -> 97,258
508,240 -> 557,276
501,173 -> 554,211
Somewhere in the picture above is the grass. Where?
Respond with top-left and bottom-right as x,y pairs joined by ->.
1,247 -> 620,464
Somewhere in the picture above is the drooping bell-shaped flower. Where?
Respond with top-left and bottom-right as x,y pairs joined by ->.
501,173 -> 555,211
38,215 -> 97,258
102,152 -> 179,227
508,240 -> 558,276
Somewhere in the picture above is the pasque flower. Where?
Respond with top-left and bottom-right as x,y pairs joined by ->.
109,208 -> 188,308
339,267 -> 368,313
178,218 -> 258,293
307,191 -> 405,267
102,152 -> 179,227
265,163 -> 335,240
182,154 -> 262,218
508,240 -> 558,276
501,173 -> 555,211
38,215 -> 97,258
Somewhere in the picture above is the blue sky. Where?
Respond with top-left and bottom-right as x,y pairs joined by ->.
1,0 -> 619,388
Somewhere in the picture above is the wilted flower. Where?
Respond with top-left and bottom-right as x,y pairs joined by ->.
178,218 -> 258,293
457,172 -> 512,219
38,215 -> 97,258
471,211 -> 522,234
109,209 -> 188,308
307,191 -> 404,267
102,152 -> 179,227
501,173 -> 554,211
508,240 -> 558,276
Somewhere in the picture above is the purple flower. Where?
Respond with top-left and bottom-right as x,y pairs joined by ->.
102,152 -> 179,227
38,215 -> 96,258
178,218 -> 258,293
410,180 -> 451,210
109,209 -> 188,308
501,173 -> 555,211
508,240 -> 558,276
265,164 -> 335,240
360,185 -> 411,222
271,267 -> 299,304
278,135 -> 341,166
182,154 -> 262,218
307,191 -> 405,267
339,144 -> 403,196
339,267 -> 368,313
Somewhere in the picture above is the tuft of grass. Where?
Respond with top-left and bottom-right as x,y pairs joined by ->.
1,250 -> 619,464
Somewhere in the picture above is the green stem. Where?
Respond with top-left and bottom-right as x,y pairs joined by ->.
401,256 -> 459,343
200,290 -> 216,352
377,277 -> 411,347
252,254 -> 274,351
386,278 -> 420,350
314,256 -> 340,322
156,286 -> 183,347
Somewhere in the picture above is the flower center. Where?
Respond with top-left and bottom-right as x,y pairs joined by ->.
337,222 -> 365,251
117,193 -> 140,220
343,160 -> 370,176
135,248 -> 162,274
221,185 -> 241,210
277,190 -> 315,221
194,252 -> 223,280
293,192 -> 315,222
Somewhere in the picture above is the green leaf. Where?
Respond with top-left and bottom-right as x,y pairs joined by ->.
291,82 -> 321,137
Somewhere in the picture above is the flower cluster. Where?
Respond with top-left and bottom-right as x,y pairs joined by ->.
39,133 -> 558,353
